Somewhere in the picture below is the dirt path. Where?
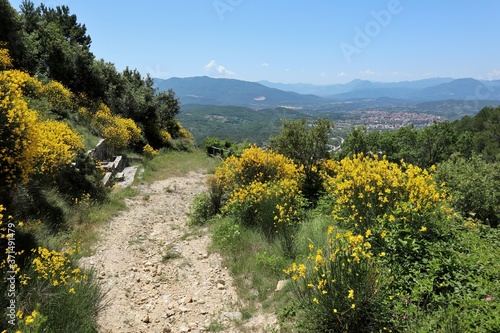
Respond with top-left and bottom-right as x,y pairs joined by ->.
80,171 -> 277,333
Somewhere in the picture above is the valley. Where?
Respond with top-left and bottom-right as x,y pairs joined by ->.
155,76 -> 500,145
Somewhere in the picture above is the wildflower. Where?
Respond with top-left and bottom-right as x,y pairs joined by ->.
313,298 -> 319,304
486,296 -> 492,302
333,308 -> 337,313
351,304 -> 356,309
348,289 -> 355,299
327,225 -> 334,235
69,287 -> 75,294
25,315 -> 34,325
420,226 -> 427,232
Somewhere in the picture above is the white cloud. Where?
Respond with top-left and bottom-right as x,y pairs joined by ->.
320,71 -> 327,77
261,62 -> 270,67
337,71 -> 347,77
359,69 -> 375,76
204,60 -> 235,76
487,69 -> 500,79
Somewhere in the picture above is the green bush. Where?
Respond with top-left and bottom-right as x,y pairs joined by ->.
435,153 -> 500,227
188,191 -> 221,226
212,217 -> 243,252
169,137 -> 196,152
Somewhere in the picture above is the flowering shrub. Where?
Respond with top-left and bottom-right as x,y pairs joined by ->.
321,153 -> 447,234
159,129 -> 172,144
169,119 -> 192,139
0,70 -> 42,186
40,80 -> 74,115
35,120 -> 84,173
211,146 -> 306,252
18,245 -> 86,290
225,178 -> 306,253
176,121 -> 192,139
285,154 -> 461,332
143,144 -> 159,159
286,227 -> 386,332
0,44 -> 12,70
1,69 -> 85,186
91,103 -> 141,151
15,308 -> 47,332
215,145 -> 304,191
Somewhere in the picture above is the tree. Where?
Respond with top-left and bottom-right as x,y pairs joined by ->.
436,154 -> 500,227
339,126 -> 369,158
270,118 -> 333,203
156,88 -> 180,130
416,121 -> 458,167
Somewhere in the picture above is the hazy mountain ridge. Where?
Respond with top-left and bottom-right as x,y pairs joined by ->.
261,78 -> 500,101
154,76 -> 325,107
155,76 -> 500,108
259,78 -> 456,96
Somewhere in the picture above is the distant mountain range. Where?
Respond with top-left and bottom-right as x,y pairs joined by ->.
258,78 -> 455,96
262,77 -> 500,101
154,76 -> 324,107
154,76 -> 500,109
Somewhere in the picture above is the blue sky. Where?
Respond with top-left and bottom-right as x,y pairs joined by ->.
9,0 -> 500,84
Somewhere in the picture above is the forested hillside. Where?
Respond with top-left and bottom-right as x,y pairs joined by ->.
0,1 -> 192,331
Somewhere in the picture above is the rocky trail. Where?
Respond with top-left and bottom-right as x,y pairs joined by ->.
79,171 -> 278,333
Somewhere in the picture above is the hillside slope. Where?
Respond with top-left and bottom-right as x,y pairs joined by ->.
154,76 -> 326,108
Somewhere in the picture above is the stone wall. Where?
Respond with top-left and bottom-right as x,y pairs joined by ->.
87,139 -> 109,161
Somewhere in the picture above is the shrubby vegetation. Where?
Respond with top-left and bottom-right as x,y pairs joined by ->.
270,118 -> 333,204
0,1 -> 193,331
192,113 -> 500,332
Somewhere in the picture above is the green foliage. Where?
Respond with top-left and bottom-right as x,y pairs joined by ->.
212,217 -> 243,252
435,154 -> 500,227
210,217 -> 285,306
270,118 -> 333,203
287,229 -> 388,333
13,251 -> 104,333
341,106 -> 500,167
454,106 -> 500,162
199,148 -> 500,332
156,88 -> 181,129
177,104 -> 307,146
202,137 -> 233,158
2,1 -> 189,154
168,137 -> 196,152
189,192 -> 219,226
